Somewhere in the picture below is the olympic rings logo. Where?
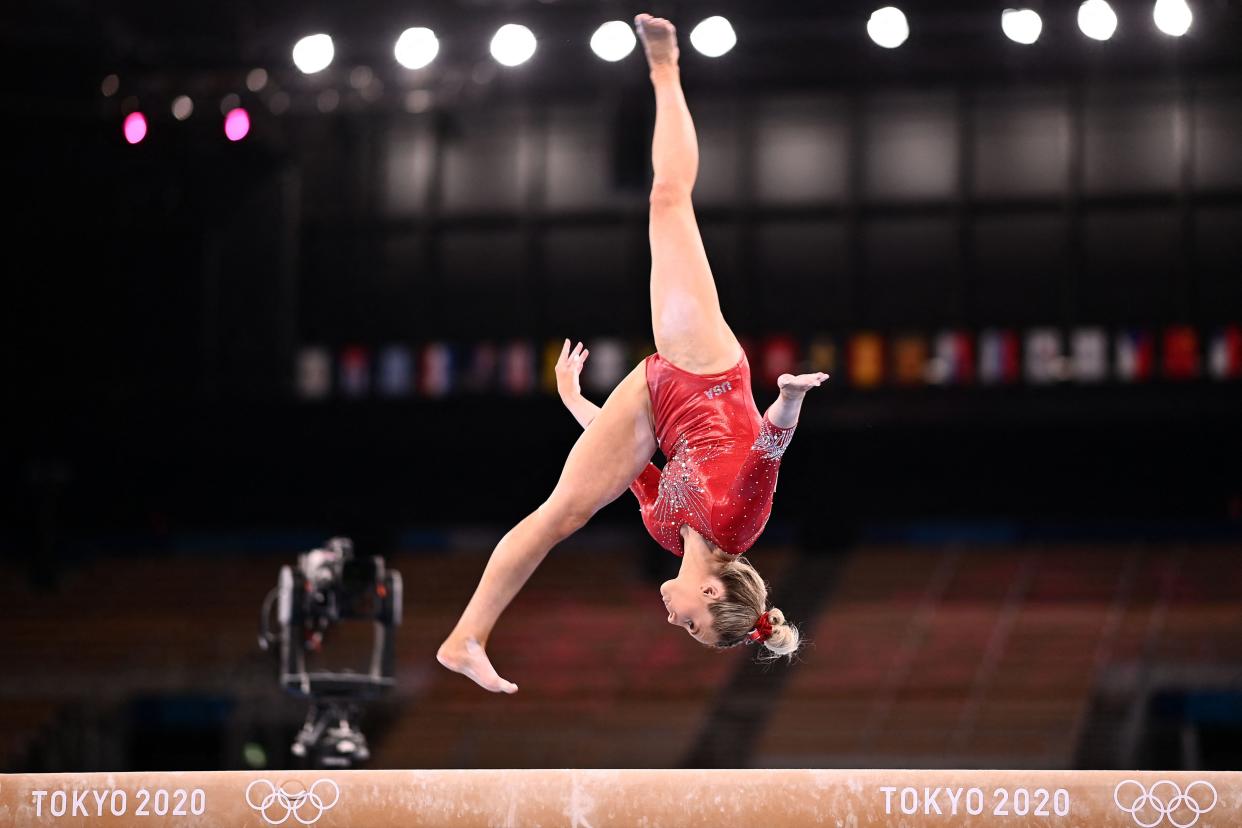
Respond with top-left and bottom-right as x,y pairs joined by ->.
1113,779 -> 1218,828
245,778 -> 340,825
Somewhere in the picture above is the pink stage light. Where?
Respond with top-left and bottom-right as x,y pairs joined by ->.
123,112 -> 147,144
223,107 -> 250,142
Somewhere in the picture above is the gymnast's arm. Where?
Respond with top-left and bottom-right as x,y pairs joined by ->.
555,338 -> 661,505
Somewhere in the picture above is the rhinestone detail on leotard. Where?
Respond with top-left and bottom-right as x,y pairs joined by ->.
650,433 -> 729,548
750,417 -> 796,461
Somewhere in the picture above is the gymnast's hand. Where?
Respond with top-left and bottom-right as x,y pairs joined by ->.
767,372 -> 830,429
555,339 -> 602,430
555,339 -> 589,402
777,372 -> 830,398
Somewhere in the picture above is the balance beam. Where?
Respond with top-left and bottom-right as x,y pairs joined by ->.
1,769 -> 1235,827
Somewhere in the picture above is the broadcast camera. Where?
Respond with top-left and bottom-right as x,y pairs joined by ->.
258,537 -> 402,768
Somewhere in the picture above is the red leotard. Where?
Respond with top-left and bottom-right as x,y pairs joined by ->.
629,349 -> 796,556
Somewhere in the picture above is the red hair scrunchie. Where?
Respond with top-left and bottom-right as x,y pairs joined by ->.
747,611 -> 773,643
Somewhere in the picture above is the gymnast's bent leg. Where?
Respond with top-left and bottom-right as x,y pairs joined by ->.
437,362 -> 657,693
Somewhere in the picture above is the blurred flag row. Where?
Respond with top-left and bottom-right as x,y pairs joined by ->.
295,325 -> 1242,400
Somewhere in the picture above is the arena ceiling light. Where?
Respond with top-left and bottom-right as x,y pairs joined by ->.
171,95 -> 194,121
1077,0 -> 1118,40
293,34 -> 335,74
395,27 -> 439,69
268,91 -> 291,115
590,20 -> 637,62
123,111 -> 147,145
317,89 -> 340,113
1153,0 -> 1193,36
491,24 -> 537,67
224,108 -> 251,142
689,16 -> 737,57
867,7 -> 910,48
246,68 -> 269,92
1001,9 -> 1043,44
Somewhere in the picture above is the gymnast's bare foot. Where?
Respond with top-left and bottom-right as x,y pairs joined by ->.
437,635 -> 519,694
635,14 -> 679,69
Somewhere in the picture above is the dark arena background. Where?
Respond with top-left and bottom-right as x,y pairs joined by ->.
4,0 -> 1242,818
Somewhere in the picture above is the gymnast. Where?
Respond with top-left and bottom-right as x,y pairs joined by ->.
437,14 -> 828,693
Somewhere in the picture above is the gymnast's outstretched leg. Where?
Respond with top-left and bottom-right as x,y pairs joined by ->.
436,363 -> 657,693
636,13 -> 741,374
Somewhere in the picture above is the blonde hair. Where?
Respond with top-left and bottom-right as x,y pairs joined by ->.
707,555 -> 801,659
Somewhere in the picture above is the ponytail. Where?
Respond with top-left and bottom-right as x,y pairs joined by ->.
708,556 -> 803,659
756,606 -> 799,658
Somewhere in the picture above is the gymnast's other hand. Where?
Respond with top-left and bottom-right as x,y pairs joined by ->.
436,635 -> 519,694
555,338 -> 590,402
777,372 -> 830,398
